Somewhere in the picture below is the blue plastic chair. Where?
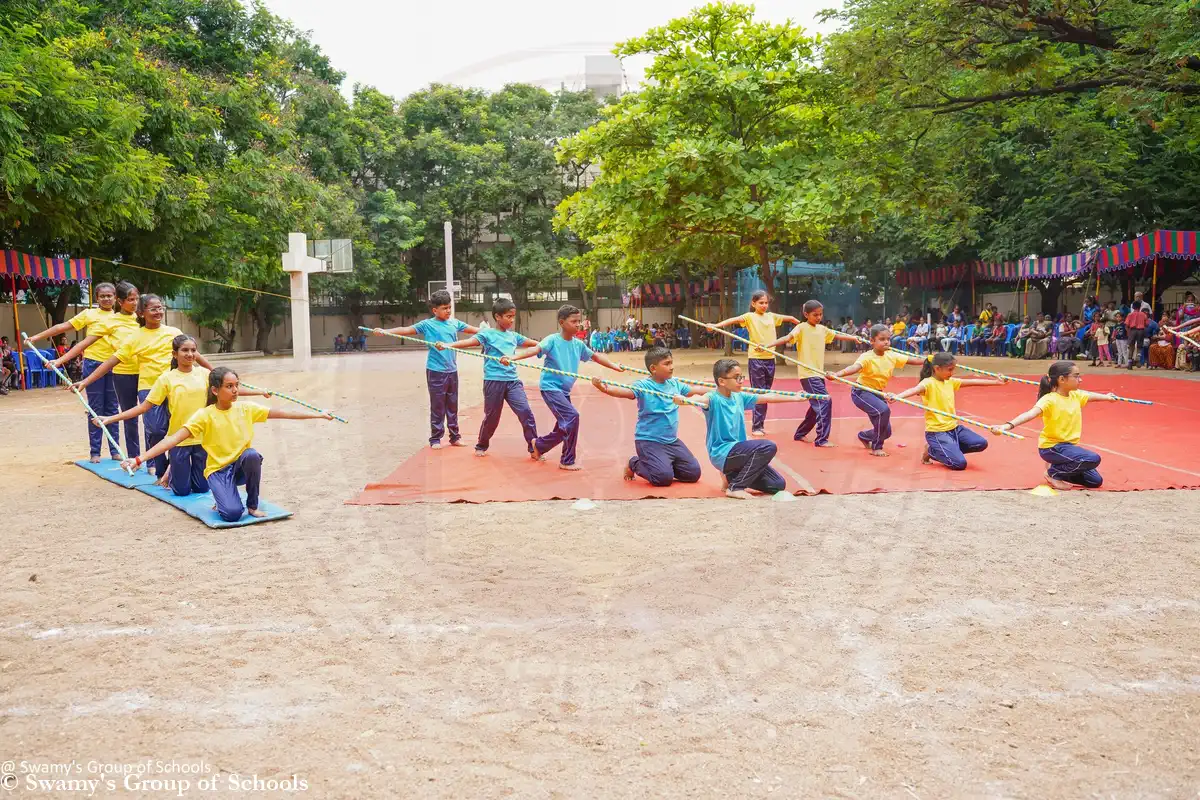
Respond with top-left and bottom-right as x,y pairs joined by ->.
22,350 -> 46,388
40,349 -> 58,386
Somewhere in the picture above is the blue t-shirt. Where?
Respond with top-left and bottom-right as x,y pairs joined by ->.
475,328 -> 525,382
702,390 -> 759,469
537,334 -> 593,393
633,378 -> 692,443
414,317 -> 468,372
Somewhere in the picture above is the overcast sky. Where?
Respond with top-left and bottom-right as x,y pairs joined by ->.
258,0 -> 838,99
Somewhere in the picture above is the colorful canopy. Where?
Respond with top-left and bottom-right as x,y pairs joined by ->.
896,230 -> 1199,289
2,250 -> 92,286
631,278 -> 721,306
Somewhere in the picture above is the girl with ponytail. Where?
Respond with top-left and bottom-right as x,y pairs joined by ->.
97,336 -> 267,494
996,360 -> 1119,489
125,367 -> 332,522
831,324 -> 925,456
894,352 -> 1008,470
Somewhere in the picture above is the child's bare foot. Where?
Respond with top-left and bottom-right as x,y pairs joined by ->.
559,463 -> 582,471
247,507 -> 266,518
921,447 -> 932,465
430,442 -> 442,450
869,449 -> 889,457
794,434 -> 810,443
860,438 -> 873,451
815,441 -> 837,448
1044,472 -> 1073,491
474,449 -> 486,457
720,473 -> 729,491
751,429 -> 766,437
89,455 -> 102,464
622,464 -> 635,481
154,477 -> 169,488
725,489 -> 754,500
449,439 -> 466,447
530,444 -> 544,461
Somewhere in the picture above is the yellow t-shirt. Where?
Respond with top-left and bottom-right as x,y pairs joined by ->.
147,367 -> 210,447
920,377 -> 961,433
789,322 -> 836,378
183,401 -> 271,477
854,350 -> 910,392
67,308 -> 113,362
1035,390 -> 1088,449
113,325 -> 183,390
892,320 -> 906,335
740,311 -> 784,359
90,312 -> 140,372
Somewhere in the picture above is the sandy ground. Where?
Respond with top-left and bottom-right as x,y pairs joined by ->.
2,347 -> 1199,798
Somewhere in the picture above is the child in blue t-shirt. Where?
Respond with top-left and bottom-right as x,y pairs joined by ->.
436,297 -> 540,456
687,358 -> 793,499
591,345 -> 701,487
506,304 -> 625,469
377,290 -> 478,449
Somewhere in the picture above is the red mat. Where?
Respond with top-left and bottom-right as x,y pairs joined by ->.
349,374 -> 1200,504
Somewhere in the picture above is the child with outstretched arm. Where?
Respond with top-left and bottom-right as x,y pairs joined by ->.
503,304 -> 623,470
375,289 -> 479,449
435,297 -> 540,457
684,358 -> 793,500
832,323 -> 924,457
711,289 -> 800,435
591,345 -> 701,487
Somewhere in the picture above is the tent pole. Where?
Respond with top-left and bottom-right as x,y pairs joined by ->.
1151,256 -> 1158,313
11,273 -> 24,390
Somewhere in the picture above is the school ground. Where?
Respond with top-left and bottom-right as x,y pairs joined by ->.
3,348 -> 1198,798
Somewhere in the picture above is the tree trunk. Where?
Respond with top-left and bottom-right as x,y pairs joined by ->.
33,285 -> 73,326
1038,281 -> 1063,316
673,263 -> 691,328
756,241 -> 775,293
720,265 -> 733,356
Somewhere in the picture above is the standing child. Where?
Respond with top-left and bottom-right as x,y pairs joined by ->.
712,290 -> 799,436
995,361 -> 1119,489
123,367 -> 333,521
768,299 -> 858,447
591,345 -> 702,487
686,358 -> 793,499
435,298 -> 540,457
1111,313 -> 1129,367
72,293 -> 213,478
505,304 -> 624,470
376,290 -> 479,449
893,352 -> 1007,470
1092,316 -> 1111,366
832,324 -> 924,457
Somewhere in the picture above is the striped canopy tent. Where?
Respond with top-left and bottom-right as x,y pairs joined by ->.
895,230 -> 1200,289
3,251 -> 93,390
630,277 -> 722,306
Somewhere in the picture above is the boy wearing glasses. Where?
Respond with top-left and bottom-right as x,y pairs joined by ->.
681,358 -> 792,500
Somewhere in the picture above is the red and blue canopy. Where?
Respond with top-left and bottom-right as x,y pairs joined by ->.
896,230 -> 1199,289
631,278 -> 722,306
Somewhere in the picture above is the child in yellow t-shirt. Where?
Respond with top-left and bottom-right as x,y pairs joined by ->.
893,352 -> 1007,470
996,361 -> 1118,489
832,324 -> 925,456
768,299 -> 859,447
123,367 -> 333,522
713,290 -> 799,435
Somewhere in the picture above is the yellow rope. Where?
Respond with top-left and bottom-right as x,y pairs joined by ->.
90,257 -> 292,300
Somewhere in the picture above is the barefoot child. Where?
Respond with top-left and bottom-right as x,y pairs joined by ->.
832,324 -> 925,457
72,293 -> 212,477
435,298 -> 540,457
995,360 -> 1118,489
505,304 -> 624,470
97,335 -> 267,493
893,351 -> 1007,470
377,290 -> 479,449
712,290 -> 799,436
122,367 -> 333,521
591,345 -> 702,487
768,299 -> 859,447
687,358 -> 793,499
47,281 -> 142,461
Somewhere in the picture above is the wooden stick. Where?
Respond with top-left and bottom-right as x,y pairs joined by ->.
621,364 -> 829,399
238,381 -> 349,423
678,315 -> 1025,440
21,334 -> 134,473
1165,324 -> 1200,350
851,333 -> 1040,387
364,328 -> 705,406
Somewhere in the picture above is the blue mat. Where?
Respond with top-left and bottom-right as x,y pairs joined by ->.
135,483 -> 293,529
75,459 -> 157,489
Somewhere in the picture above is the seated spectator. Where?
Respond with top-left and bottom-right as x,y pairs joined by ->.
1024,315 -> 1051,359
1148,319 -> 1175,369
942,322 -> 961,354
906,320 -> 930,352
986,318 -> 1007,356
1055,317 -> 1080,358
969,322 -> 990,356
1009,316 -> 1031,357
890,317 -> 907,350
